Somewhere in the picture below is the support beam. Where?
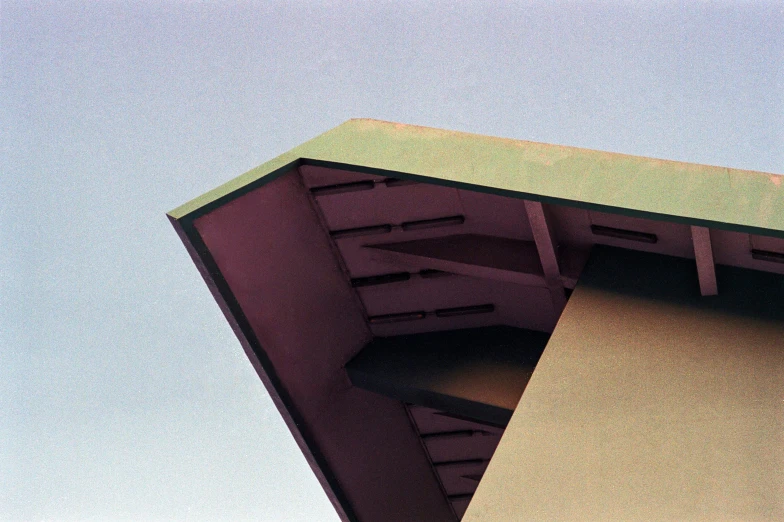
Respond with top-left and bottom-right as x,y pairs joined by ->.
524,201 -> 567,311
364,234 -> 585,288
365,234 -> 546,287
345,326 -> 550,427
690,225 -> 718,296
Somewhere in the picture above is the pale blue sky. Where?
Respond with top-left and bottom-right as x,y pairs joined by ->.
2,2 -> 782,521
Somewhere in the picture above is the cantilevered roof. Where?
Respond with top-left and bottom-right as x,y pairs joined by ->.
169,120 -> 784,522
170,118 -> 784,237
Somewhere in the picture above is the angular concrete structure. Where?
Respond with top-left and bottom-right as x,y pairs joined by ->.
465,247 -> 784,521
169,119 -> 784,521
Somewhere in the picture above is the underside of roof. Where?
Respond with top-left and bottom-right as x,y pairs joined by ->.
169,120 -> 784,521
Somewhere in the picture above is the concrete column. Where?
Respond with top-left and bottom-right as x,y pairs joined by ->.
465,246 -> 784,521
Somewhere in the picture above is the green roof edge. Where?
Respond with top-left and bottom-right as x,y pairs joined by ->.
168,118 -> 784,238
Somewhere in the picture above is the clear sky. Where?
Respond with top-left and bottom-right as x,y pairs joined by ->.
2,2 -> 782,521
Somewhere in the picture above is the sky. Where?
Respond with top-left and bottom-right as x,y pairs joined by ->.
2,1 -> 782,521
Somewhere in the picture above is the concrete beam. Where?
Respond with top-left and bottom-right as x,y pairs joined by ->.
364,233 -> 584,288
345,326 -> 550,427
691,225 -> 718,296
524,200 -> 567,311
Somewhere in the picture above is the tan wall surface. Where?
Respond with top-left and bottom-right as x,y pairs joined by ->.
465,246 -> 784,521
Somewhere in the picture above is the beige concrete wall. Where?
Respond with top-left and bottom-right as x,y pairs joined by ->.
466,247 -> 784,521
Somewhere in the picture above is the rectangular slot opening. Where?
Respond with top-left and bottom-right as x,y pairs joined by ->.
384,177 -> 418,188
331,224 -> 393,239
435,304 -> 495,318
367,311 -> 427,324
310,180 -> 376,196
591,224 -> 658,244
751,249 -> 784,264
351,272 -> 411,287
402,215 -> 465,231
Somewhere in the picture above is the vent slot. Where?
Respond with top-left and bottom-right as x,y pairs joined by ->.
351,272 -> 411,287
751,249 -> 784,264
591,224 -> 658,244
330,215 -> 464,239
368,311 -> 427,324
435,304 -> 495,318
421,430 -> 492,441
433,458 -> 488,469
384,177 -> 418,188
351,270 -> 452,287
401,215 -> 465,231
310,180 -> 376,196
419,269 -> 451,279
330,224 -> 393,239
367,304 -> 495,323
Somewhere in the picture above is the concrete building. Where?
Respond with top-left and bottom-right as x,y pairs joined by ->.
169,119 -> 784,521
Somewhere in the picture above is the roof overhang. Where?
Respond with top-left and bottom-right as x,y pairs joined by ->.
169,119 -> 784,521
171,118 -> 784,238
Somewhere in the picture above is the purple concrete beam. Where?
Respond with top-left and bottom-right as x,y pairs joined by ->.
364,234 -> 548,287
691,225 -> 718,296
524,201 -> 567,312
